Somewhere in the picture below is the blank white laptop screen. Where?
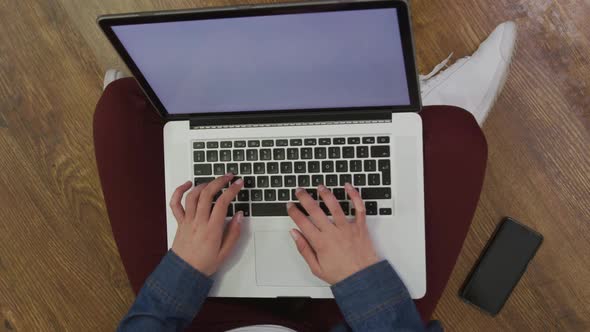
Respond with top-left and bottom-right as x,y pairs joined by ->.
112,8 -> 409,114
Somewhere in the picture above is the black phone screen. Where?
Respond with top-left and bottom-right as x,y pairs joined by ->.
460,217 -> 543,315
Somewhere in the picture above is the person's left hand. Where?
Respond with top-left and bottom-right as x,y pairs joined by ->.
170,174 -> 245,276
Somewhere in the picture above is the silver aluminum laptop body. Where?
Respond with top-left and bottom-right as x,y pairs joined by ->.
99,0 -> 426,299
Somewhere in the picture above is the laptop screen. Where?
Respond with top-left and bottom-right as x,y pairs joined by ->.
112,8 -> 410,115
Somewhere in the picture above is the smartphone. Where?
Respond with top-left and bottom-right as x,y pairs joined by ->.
459,217 -> 543,316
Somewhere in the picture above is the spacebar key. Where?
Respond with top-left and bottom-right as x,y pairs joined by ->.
251,203 -> 289,216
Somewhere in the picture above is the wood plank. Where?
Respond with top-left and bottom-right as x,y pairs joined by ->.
415,0 -> 590,330
0,1 -> 131,330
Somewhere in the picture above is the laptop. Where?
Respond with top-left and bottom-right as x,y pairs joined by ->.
98,0 -> 426,299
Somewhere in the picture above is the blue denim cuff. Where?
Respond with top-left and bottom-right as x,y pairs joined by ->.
145,250 -> 213,320
331,260 -> 411,326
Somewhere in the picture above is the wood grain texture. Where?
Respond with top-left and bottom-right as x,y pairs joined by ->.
0,0 -> 588,331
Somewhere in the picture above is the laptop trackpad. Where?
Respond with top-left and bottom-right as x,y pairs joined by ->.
254,231 -> 327,287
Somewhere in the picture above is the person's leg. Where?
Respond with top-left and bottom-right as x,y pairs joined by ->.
94,78 -> 167,294
94,78 -> 306,331
94,78 -> 486,329
413,105 -> 488,320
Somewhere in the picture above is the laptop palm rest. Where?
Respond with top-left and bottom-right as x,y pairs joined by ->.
254,231 -> 328,287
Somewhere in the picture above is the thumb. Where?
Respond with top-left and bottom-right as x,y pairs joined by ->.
218,211 -> 243,261
290,229 -> 321,277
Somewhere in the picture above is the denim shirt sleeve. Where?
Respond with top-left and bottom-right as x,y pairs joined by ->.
330,260 -> 443,332
117,250 -> 212,332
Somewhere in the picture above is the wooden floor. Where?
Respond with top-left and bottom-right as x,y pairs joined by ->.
1,0 -> 588,330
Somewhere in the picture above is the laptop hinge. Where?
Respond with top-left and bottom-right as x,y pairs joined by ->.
191,119 -> 390,129
189,109 -> 391,128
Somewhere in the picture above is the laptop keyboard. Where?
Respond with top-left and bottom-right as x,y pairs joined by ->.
193,136 -> 393,217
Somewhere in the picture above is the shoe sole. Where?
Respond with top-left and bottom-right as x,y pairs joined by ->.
103,69 -> 125,90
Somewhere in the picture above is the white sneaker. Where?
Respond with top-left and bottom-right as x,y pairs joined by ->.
420,21 -> 517,125
103,69 -> 126,90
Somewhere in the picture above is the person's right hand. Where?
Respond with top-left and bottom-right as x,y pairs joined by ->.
170,174 -> 244,276
287,183 -> 381,285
